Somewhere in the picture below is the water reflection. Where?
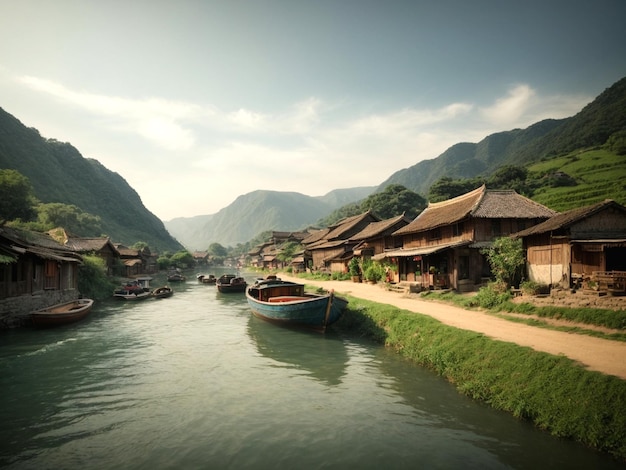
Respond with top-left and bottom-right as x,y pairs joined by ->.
247,315 -> 349,386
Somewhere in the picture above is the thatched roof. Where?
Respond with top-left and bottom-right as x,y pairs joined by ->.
325,210 -> 380,240
0,226 -> 83,263
65,237 -> 115,253
513,199 -> 626,238
394,185 -> 555,236
351,213 -> 411,241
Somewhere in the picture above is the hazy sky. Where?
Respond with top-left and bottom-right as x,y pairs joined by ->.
1,1 -> 625,221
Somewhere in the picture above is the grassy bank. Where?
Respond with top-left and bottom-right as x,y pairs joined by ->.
336,295 -> 626,461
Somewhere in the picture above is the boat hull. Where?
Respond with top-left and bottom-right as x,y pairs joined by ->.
31,299 -> 94,328
152,286 -> 173,299
113,291 -> 152,300
246,282 -> 347,331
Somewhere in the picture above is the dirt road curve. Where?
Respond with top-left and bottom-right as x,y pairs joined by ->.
278,274 -> 626,380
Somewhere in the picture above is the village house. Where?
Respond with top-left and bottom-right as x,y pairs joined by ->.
0,226 -> 83,328
114,244 -> 157,277
47,228 -> 121,276
303,211 -> 380,273
248,231 -> 312,271
385,185 -> 556,291
513,199 -> 626,292
192,251 -> 209,266
351,213 -> 412,282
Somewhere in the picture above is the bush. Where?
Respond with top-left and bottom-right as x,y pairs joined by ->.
470,285 -> 513,309
520,280 -> 550,296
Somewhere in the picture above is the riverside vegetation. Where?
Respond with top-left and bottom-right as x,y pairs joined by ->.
334,293 -> 626,462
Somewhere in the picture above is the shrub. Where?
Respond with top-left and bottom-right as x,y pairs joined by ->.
520,280 -> 550,296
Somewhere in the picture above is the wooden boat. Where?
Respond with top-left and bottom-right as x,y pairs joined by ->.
31,298 -> 94,328
113,279 -> 152,300
197,274 -> 216,284
246,278 -> 348,331
167,271 -> 186,282
216,274 -> 247,293
152,286 -> 173,299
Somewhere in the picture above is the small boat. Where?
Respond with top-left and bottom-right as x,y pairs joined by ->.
113,279 -> 152,300
167,270 -> 186,282
152,285 -> 174,299
197,274 -> 216,284
31,298 -> 94,328
216,274 -> 247,293
246,278 -> 348,331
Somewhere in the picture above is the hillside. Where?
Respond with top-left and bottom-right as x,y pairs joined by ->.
0,108 -> 182,252
378,77 -> 626,196
166,187 -> 374,249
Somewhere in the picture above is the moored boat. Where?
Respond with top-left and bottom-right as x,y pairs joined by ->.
31,298 -> 94,328
246,278 -> 348,331
197,274 -> 216,284
113,279 -> 152,300
216,274 -> 247,293
152,285 -> 174,299
167,270 -> 186,282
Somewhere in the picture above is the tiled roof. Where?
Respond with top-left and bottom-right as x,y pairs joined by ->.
513,199 -> 626,238
394,185 -> 555,236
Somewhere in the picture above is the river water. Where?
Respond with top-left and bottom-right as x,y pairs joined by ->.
0,272 -> 621,469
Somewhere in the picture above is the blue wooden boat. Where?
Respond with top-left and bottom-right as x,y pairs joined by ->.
246,278 -> 348,331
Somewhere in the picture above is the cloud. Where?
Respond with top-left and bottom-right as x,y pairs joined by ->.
480,84 -> 592,128
18,75 -> 201,150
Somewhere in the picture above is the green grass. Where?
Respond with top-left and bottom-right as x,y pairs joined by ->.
336,296 -> 626,461
528,149 -> 626,211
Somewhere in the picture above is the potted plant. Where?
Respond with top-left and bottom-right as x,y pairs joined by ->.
349,257 -> 362,283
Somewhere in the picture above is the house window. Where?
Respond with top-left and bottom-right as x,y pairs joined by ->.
453,222 -> 464,237
44,260 -> 58,289
459,255 -> 469,280
491,220 -> 501,237
429,228 -> 442,241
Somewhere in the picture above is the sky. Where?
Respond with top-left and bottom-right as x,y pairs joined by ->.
1,1 -> 625,221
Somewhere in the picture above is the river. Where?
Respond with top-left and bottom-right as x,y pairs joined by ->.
0,272 -> 620,469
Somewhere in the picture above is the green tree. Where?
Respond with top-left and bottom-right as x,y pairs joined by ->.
481,237 -> 525,287
360,184 -> 426,219
78,255 -> 117,300
208,242 -> 228,258
429,177 -> 482,202
0,169 -> 38,223
170,250 -> 194,267
37,202 -> 102,236
276,241 -> 300,264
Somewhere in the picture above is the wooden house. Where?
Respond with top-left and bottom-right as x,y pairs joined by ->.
513,199 -> 626,290
303,211 -> 380,273
64,236 -> 120,276
114,244 -> 144,277
351,213 -> 411,282
388,185 -> 555,291
0,226 -> 83,328
193,251 -> 209,266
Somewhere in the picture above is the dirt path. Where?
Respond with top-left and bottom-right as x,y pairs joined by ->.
278,274 -> 626,380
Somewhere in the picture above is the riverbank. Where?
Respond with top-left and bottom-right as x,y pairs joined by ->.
278,273 -> 626,461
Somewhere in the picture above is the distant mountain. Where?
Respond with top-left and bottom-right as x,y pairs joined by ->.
0,107 -> 183,252
378,76 -> 626,196
165,187 -> 375,249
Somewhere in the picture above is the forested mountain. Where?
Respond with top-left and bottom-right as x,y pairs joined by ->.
0,108 -> 182,252
378,77 -> 626,196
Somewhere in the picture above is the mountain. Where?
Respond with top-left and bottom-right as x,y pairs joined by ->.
0,107 -> 183,252
378,77 -> 626,196
166,187 -> 375,249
